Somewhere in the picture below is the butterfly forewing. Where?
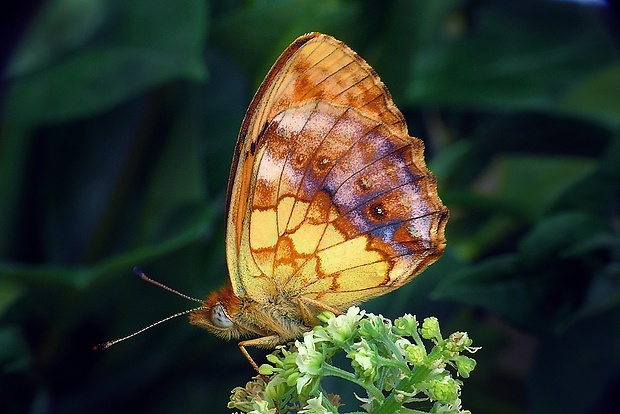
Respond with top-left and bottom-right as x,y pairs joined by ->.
225,33 -> 448,312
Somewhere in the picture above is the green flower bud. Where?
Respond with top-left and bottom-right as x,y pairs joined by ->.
323,306 -> 363,343
258,363 -> 275,376
421,317 -> 441,340
393,313 -> 418,336
287,371 -> 302,387
447,332 -> 472,353
347,338 -> 377,381
265,375 -> 288,400
358,314 -> 390,339
454,355 -> 476,378
428,376 -> 460,404
317,311 -> 336,324
405,344 -> 426,366
265,353 -> 281,366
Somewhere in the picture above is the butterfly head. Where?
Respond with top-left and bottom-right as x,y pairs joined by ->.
189,284 -> 255,340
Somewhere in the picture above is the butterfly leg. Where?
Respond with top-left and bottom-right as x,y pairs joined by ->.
238,335 -> 282,372
296,296 -> 343,327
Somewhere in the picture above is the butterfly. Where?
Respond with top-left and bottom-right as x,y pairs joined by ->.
186,32 -> 448,370
98,32 -> 448,370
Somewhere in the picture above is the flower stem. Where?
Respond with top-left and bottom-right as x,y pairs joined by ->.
373,365 -> 432,414
320,362 -> 384,401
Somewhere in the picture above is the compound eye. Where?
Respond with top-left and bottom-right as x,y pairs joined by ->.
211,304 -> 233,329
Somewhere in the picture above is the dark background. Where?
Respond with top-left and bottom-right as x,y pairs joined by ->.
1,0 -> 619,413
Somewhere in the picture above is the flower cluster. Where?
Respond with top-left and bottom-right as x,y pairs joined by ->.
228,308 -> 479,414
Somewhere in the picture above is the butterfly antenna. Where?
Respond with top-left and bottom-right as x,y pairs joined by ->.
93,306 -> 206,350
93,268 -> 206,351
133,267 -> 202,303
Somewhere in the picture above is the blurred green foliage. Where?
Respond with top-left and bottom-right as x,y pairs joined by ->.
1,0 -> 619,413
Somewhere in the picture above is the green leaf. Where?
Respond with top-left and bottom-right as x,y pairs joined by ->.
136,112 -> 209,245
517,211 -> 609,265
6,0 -> 107,77
369,0 -> 464,103
4,0 -> 208,124
0,202 -> 216,289
433,255 -> 535,320
212,0 -> 360,83
7,48 -> 206,124
472,155 -> 596,220
558,63 -> 620,127
406,2 -> 618,112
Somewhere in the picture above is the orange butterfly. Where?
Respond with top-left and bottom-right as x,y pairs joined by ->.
99,33 -> 448,371
188,33 -> 448,370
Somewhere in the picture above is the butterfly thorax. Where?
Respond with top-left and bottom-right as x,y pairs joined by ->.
188,283 -> 309,345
